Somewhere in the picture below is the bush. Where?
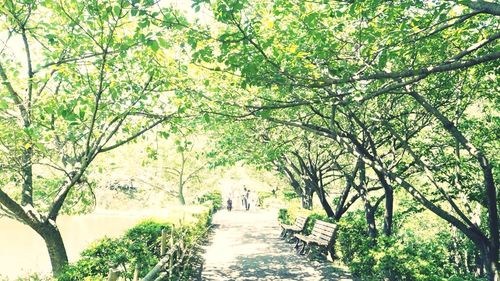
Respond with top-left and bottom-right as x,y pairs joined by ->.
197,190 -> 222,212
282,190 -> 299,201
59,206 -> 213,280
277,202 -> 314,225
278,207 -> 478,280
278,208 -> 291,225
337,211 -> 464,281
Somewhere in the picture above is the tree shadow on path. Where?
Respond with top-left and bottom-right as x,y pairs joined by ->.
201,210 -> 352,281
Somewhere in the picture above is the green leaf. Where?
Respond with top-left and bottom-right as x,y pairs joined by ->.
0,99 -> 8,110
113,5 -> 120,16
158,37 -> 170,48
149,40 -> 159,51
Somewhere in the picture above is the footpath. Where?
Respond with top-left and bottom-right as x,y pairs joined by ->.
200,209 -> 353,281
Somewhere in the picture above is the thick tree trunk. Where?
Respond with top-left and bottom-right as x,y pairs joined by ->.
301,189 -> 313,210
36,221 -> 69,276
482,244 -> 500,281
365,205 -> 378,240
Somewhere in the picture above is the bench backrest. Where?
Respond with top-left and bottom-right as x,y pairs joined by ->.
310,220 -> 337,246
294,216 -> 308,230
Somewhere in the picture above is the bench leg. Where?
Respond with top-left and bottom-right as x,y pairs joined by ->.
304,244 -> 312,256
294,238 -> 301,250
279,229 -> 286,239
328,246 -> 336,260
298,242 -> 307,255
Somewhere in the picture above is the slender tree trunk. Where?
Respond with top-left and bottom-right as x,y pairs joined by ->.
365,206 -> 378,240
178,182 -> 185,205
358,159 -> 377,240
178,151 -> 186,205
312,182 -> 335,217
281,164 -> 309,208
35,221 -> 69,276
374,169 -> 393,236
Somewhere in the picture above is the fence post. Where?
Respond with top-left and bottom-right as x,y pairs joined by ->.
161,228 -> 167,256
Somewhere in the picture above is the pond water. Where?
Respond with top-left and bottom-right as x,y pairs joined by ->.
0,210 -> 168,279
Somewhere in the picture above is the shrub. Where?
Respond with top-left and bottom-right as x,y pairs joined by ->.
337,211 -> 467,281
60,205 -> 213,280
278,208 -> 291,225
277,202 -> 314,225
282,190 -> 299,201
197,190 -> 222,212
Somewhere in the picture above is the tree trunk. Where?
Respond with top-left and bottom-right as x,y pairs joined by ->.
178,182 -> 185,205
410,91 -> 499,276
302,187 -> 313,210
374,169 -> 393,236
482,244 -> 500,281
358,159 -> 377,241
312,182 -> 335,217
178,151 -> 186,205
365,205 -> 378,240
36,221 -> 69,276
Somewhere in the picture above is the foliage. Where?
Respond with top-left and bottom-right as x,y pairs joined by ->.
190,0 -> 500,278
197,190 -> 223,212
278,208 -> 291,225
256,191 -> 273,207
0,0 -> 190,274
336,211 -> 482,281
59,206 -> 213,280
282,190 -> 299,201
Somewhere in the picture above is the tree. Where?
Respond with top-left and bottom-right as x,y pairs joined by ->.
191,0 -> 499,278
163,134 -> 207,205
0,0 -> 187,275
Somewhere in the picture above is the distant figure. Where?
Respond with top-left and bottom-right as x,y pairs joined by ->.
227,198 -> 233,211
245,189 -> 251,211
242,187 -> 247,208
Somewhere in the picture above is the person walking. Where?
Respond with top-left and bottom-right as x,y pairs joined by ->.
245,189 -> 251,211
227,197 -> 233,211
242,187 -> 247,209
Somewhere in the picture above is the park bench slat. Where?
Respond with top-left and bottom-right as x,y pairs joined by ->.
293,219 -> 337,259
280,216 -> 309,239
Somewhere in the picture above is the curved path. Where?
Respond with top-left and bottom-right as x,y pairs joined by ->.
200,209 -> 353,281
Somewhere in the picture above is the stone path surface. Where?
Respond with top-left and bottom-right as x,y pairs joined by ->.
200,209 -> 353,281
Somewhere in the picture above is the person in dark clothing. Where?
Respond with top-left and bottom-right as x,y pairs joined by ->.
227,198 -> 233,211
245,190 -> 250,211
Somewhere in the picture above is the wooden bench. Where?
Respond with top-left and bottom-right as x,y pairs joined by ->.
279,216 -> 308,239
294,220 -> 337,259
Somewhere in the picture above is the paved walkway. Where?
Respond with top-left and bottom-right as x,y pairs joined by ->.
200,209 -> 353,281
